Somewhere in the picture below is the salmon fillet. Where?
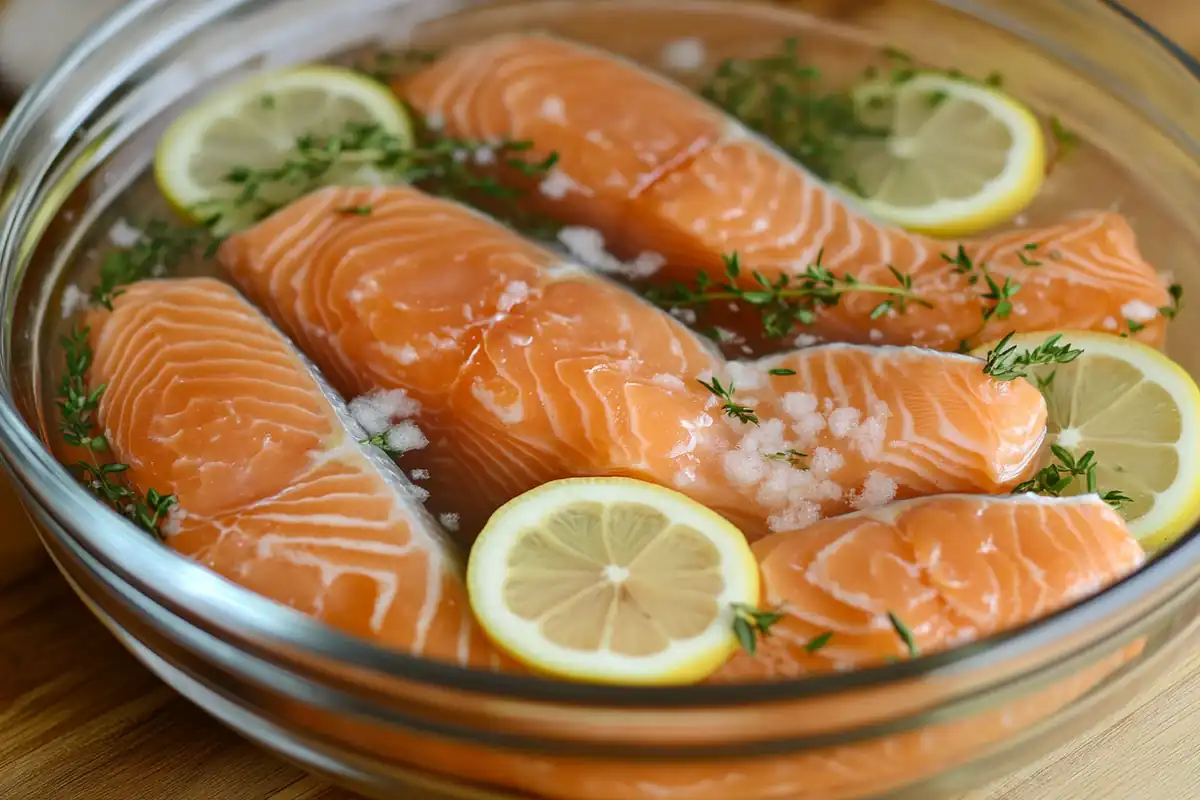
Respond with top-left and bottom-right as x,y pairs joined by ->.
403,34 -> 1171,351
712,493 -> 1144,680
85,277 -> 504,667
219,185 -> 1046,540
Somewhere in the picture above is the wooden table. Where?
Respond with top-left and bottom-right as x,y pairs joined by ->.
3,1 -> 1199,798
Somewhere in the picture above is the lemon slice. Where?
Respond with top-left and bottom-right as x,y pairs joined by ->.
975,332 -> 1200,551
845,73 -> 1046,237
466,477 -> 760,685
154,66 -> 412,234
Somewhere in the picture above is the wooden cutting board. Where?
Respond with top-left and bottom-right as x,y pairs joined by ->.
1,2 -> 1198,799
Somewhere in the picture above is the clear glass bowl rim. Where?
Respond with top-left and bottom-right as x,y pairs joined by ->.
2,0 -> 1200,710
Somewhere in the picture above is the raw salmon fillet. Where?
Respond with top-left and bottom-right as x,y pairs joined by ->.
219,185 -> 1046,540
404,34 -> 1172,351
712,493 -> 1144,680
85,277 -> 504,668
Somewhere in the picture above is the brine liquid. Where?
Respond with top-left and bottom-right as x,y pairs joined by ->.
38,0 -> 1200,492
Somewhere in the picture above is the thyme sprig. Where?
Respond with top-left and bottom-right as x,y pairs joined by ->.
764,448 -> 809,469
805,631 -> 834,653
193,121 -> 559,235
91,222 -> 216,310
1161,283 -> 1184,320
888,611 -> 919,659
704,39 -> 1007,193
647,252 -> 930,339
1013,445 -> 1131,509
701,38 -> 890,187
57,327 -> 175,538
732,603 -> 784,656
982,332 -> 1083,382
941,245 -> 1057,347
356,48 -> 440,83
697,376 -> 759,425
1047,116 -> 1082,173
941,245 -> 1021,324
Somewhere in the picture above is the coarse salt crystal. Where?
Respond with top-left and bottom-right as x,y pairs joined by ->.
349,389 -> 421,435
1120,299 -> 1158,323
827,407 -> 862,438
809,446 -> 844,480
781,392 -> 825,443
1102,316 -> 1119,331
349,400 -> 389,436
439,512 -> 461,532
661,37 -> 707,72
162,504 -> 189,537
410,468 -> 430,480
540,96 -> 567,124
723,449 -> 766,487
396,345 -> 419,365
60,284 -> 89,319
108,218 -> 142,247
540,169 -> 585,200
426,112 -> 445,130
851,471 -> 898,510
848,402 -> 890,460
385,420 -> 428,453
767,503 -> 821,533
473,146 -> 496,165
725,362 -> 766,391
557,225 -> 664,279
497,280 -> 529,312
869,329 -> 883,342
794,333 -> 821,347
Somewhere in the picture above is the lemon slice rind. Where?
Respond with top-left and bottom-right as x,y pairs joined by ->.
975,331 -> 1200,551
467,477 -> 760,685
154,66 -> 411,230
848,73 -> 1046,237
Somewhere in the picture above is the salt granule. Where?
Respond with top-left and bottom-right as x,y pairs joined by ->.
497,280 -> 529,312
60,284 -> 89,319
385,421 -> 428,454
439,512 -> 461,532
557,225 -> 664,280
851,472 -> 898,510
540,169 -> 583,200
349,389 -> 421,436
1120,299 -> 1158,323
661,37 -> 706,72
107,218 -> 142,247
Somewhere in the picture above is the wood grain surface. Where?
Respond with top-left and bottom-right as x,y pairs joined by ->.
1,1 -> 1198,799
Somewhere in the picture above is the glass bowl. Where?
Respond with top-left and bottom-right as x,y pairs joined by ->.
3,1 -> 1200,798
